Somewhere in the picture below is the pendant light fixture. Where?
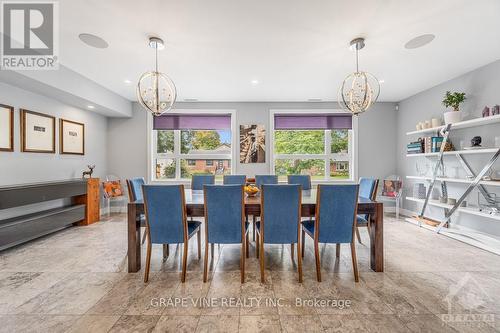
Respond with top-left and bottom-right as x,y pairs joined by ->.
338,38 -> 380,115
137,37 -> 177,116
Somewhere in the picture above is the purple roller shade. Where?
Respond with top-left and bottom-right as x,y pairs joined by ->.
154,114 -> 231,130
274,114 -> 352,130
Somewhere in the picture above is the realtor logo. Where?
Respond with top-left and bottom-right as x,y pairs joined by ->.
1,1 -> 59,70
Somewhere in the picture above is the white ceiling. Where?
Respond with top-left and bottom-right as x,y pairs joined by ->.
59,0 -> 500,102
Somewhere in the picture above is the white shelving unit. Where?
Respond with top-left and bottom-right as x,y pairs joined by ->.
405,115 -> 500,255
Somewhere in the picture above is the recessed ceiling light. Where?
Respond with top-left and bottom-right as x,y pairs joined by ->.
124,79 -> 132,84
79,33 -> 109,49
404,34 -> 435,49
251,79 -> 259,86
87,105 -> 95,109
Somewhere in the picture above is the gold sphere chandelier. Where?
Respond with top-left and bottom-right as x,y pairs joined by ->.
338,38 -> 380,116
137,37 -> 177,116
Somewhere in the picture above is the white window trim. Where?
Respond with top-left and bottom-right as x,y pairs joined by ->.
269,109 -> 358,184
147,109 -> 237,184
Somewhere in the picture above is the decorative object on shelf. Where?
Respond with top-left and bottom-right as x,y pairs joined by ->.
440,196 -> 448,204
447,198 -> 457,205
492,105 -> 500,116
460,201 -> 467,207
413,183 -> 427,199
495,136 -> 500,148
471,136 -> 482,147
82,165 -> 95,178
442,91 -> 466,125
0,103 -> 14,152
137,36 -> 176,116
20,109 -> 55,153
424,120 -> 431,129
60,119 -> 85,155
338,38 -> 380,116
431,118 -> 441,128
416,123 -> 422,131
478,192 -> 500,213
490,170 -> 500,181
482,106 -> 490,118
239,124 -> 266,163
407,139 -> 424,154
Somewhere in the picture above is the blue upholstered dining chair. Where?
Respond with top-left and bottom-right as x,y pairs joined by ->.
223,175 -> 247,185
301,184 -> 360,282
141,185 -> 202,283
287,175 -> 312,190
127,178 -> 148,244
203,185 -> 249,283
256,184 -> 303,283
356,178 -> 379,243
191,174 -> 215,190
255,175 -> 278,188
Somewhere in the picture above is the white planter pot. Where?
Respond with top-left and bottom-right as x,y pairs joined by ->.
444,111 -> 462,125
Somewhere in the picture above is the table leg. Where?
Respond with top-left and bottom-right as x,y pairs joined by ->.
369,202 -> 384,272
128,203 -> 141,272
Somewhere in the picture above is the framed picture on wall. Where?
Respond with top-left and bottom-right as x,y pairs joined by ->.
20,109 -> 56,153
60,118 -> 85,155
240,124 -> 266,163
0,104 -> 14,152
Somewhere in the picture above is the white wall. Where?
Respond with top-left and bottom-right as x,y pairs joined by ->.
0,82 -> 108,185
396,59 -> 500,237
107,101 -> 397,182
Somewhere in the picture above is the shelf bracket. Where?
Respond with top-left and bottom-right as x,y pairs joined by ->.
436,147 -> 500,233
418,124 -> 452,221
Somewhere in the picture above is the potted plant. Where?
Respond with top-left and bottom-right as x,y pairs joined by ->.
442,91 -> 466,124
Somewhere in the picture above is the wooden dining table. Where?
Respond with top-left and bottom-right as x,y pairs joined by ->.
127,189 -> 384,273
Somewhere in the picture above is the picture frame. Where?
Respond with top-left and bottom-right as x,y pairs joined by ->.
60,118 -> 85,155
239,124 -> 266,163
0,104 -> 14,152
20,109 -> 56,153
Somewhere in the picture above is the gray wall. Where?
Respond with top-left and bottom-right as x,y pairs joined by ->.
0,82 -> 108,185
107,101 -> 397,182
396,59 -> 500,236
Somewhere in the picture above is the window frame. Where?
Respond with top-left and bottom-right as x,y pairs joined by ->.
147,109 -> 237,183
269,109 -> 358,183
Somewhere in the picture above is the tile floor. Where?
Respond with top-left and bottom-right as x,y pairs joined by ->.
0,214 -> 499,332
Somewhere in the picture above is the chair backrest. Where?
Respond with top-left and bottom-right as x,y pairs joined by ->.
255,175 -> 278,189
204,185 -> 244,244
223,175 -> 247,185
359,177 -> 378,200
191,174 -> 215,190
287,175 -> 311,190
126,177 -> 145,201
261,184 -> 301,244
315,184 -> 359,244
142,185 -> 187,244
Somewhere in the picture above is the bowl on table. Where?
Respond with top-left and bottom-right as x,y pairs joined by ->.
244,184 -> 260,197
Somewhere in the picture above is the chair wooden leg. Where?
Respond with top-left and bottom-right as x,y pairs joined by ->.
314,240 -> 321,282
246,232 -> 249,258
203,239 -> 209,283
197,230 -> 201,260
141,226 -> 148,245
241,240 -> 245,283
260,238 -> 265,283
350,242 -> 359,282
336,243 -> 340,258
181,241 -> 188,283
297,240 -> 303,283
291,243 -> 295,261
163,244 -> 169,260
301,230 -> 305,258
144,241 -> 152,283
211,243 -> 214,258
255,233 -> 259,258
355,227 -> 362,244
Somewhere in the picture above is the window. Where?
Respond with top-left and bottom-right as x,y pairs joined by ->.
272,113 -> 353,181
152,113 -> 233,181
